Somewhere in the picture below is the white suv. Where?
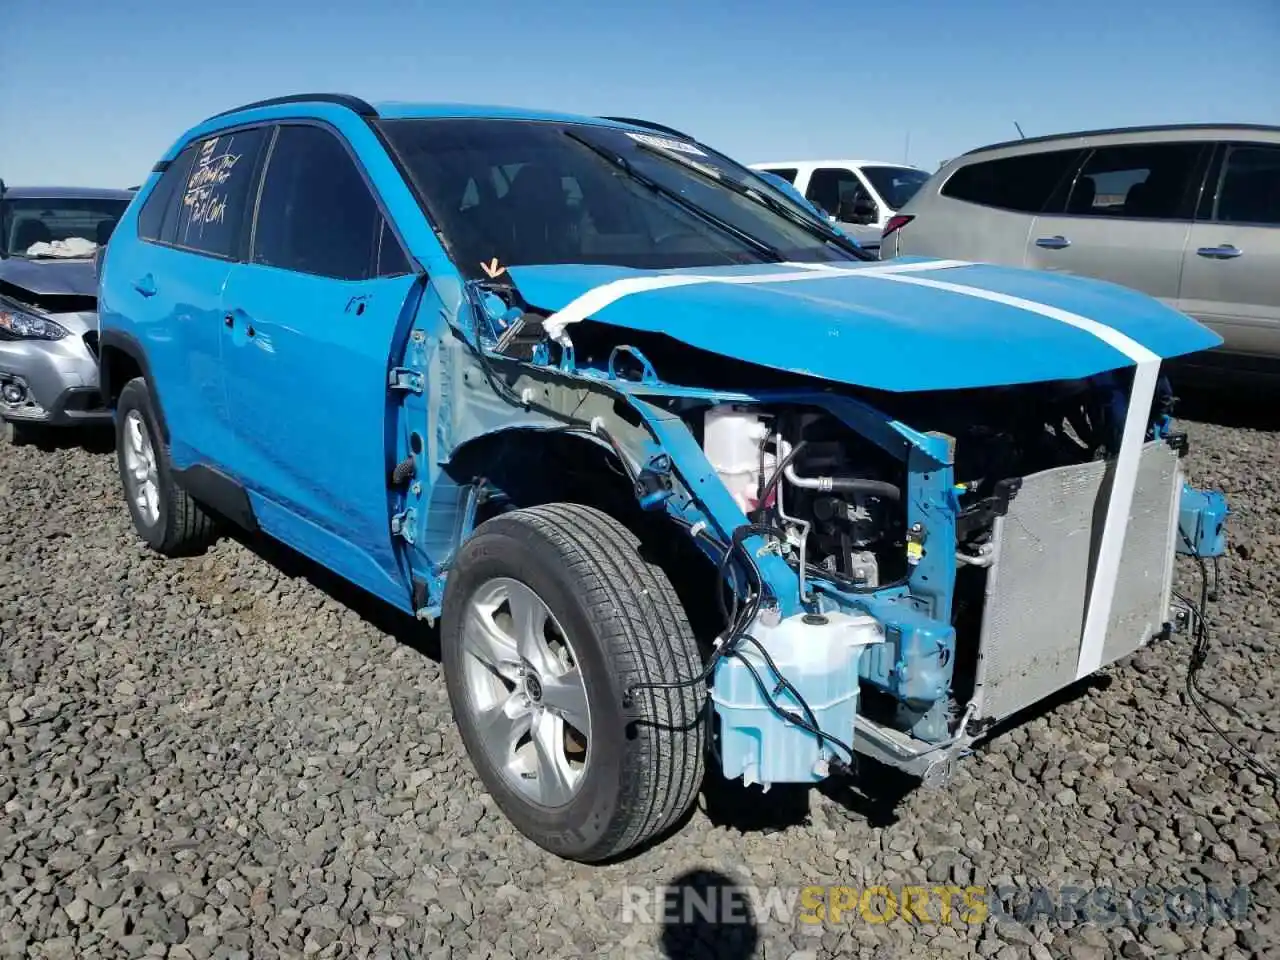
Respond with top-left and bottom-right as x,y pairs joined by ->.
748,159 -> 930,253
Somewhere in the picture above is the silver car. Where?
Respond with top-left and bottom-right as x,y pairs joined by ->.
880,124 -> 1280,381
0,185 -> 133,445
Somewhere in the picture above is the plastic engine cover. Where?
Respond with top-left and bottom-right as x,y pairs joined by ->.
711,611 -> 884,787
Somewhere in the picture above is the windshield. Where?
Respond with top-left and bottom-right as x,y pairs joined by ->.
860,166 -> 930,210
0,196 -> 130,258
377,118 -> 861,278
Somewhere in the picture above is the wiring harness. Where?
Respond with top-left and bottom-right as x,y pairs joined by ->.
1174,531 -> 1279,794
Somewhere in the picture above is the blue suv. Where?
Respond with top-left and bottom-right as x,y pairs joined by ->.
99,94 -> 1229,863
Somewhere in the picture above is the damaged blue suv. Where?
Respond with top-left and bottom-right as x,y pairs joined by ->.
98,94 -> 1230,863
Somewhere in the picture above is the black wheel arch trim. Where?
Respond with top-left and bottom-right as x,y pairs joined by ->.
97,328 -> 169,443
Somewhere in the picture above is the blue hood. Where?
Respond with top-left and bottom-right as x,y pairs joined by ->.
506,258 -> 1223,392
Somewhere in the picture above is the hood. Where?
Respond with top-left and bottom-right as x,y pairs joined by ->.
506,258 -> 1223,392
0,256 -> 98,300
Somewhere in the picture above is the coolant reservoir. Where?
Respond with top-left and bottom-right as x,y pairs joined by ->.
711,612 -> 884,787
703,405 -> 773,514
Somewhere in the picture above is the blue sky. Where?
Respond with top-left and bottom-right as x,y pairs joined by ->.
3,0 -> 1277,187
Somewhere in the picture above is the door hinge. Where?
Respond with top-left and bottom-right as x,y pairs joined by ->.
391,508 -> 417,544
388,368 -> 424,394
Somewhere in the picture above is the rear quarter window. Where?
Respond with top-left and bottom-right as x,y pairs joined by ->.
940,148 -> 1083,213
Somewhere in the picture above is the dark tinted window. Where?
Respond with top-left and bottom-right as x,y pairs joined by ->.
1212,144 -> 1280,226
252,124 -> 408,280
805,167 -> 868,216
762,167 -> 798,184
1065,142 -> 1203,219
860,165 -> 930,210
941,149 -> 1082,213
377,118 -> 860,278
138,145 -> 197,243
173,127 -> 269,258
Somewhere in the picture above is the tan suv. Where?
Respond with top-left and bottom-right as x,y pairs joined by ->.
881,124 -> 1280,380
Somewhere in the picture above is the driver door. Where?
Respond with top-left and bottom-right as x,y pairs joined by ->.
218,122 -> 421,601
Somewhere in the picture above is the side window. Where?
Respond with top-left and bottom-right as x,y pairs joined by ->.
1064,142 -> 1203,220
252,124 -> 408,280
173,127 -> 269,258
763,167 -> 798,184
805,167 -> 865,215
1211,144 -> 1280,226
941,149 -> 1082,213
137,145 -> 196,243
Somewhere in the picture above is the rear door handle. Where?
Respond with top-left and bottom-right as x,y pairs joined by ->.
132,274 -> 157,297
1196,244 -> 1242,259
1035,235 -> 1071,250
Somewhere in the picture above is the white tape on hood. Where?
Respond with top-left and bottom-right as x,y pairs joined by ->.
538,258 -> 971,340
856,271 -> 1161,681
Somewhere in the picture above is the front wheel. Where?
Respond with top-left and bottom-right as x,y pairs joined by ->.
441,503 -> 706,862
2,419 -> 42,448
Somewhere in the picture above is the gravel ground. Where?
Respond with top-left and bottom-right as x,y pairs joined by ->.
1,405 -> 1277,960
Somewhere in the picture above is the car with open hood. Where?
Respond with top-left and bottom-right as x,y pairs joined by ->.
0,184 -> 132,445
97,94 -> 1230,863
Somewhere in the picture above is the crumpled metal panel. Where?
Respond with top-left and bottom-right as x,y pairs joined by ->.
973,440 -> 1181,723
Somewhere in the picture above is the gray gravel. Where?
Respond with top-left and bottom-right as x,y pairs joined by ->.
1,409 -> 1277,960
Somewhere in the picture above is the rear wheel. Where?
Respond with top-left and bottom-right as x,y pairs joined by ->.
441,502 -> 706,862
114,377 -> 218,556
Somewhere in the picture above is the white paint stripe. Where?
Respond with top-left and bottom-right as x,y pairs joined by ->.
855,271 -> 1160,680
540,258 -> 971,338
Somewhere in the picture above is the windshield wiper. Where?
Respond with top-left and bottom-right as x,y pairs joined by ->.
628,138 -> 872,261
562,130 -> 785,263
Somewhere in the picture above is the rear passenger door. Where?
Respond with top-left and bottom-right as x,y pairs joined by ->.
117,126 -> 270,465
218,122 -> 421,598
1178,142 -> 1280,358
1025,142 -> 1209,307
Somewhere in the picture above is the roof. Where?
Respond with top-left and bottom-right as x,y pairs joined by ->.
749,159 -> 924,171
963,122 -> 1280,157
0,186 -> 134,200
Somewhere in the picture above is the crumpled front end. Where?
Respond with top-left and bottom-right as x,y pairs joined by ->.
439,257 -> 1230,789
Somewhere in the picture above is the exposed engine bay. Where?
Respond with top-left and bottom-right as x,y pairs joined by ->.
447,271 -> 1225,793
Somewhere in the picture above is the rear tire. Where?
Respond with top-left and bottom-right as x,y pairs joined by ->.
114,377 -> 218,556
441,502 -> 706,862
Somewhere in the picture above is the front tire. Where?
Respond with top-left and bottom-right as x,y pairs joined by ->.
441,503 -> 706,862
114,377 -> 217,556
2,420 -> 42,448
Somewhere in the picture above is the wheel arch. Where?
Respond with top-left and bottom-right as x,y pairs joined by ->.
442,425 -> 723,646
98,329 -> 169,443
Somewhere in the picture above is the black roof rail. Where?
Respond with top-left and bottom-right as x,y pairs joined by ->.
206,93 -> 378,122
963,121 -> 1280,157
600,116 -> 698,141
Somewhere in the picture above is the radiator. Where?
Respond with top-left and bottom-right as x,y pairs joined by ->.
971,440 -> 1183,723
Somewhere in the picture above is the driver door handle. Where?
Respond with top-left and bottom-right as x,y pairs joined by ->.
1035,235 -> 1071,250
132,274 -> 157,297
